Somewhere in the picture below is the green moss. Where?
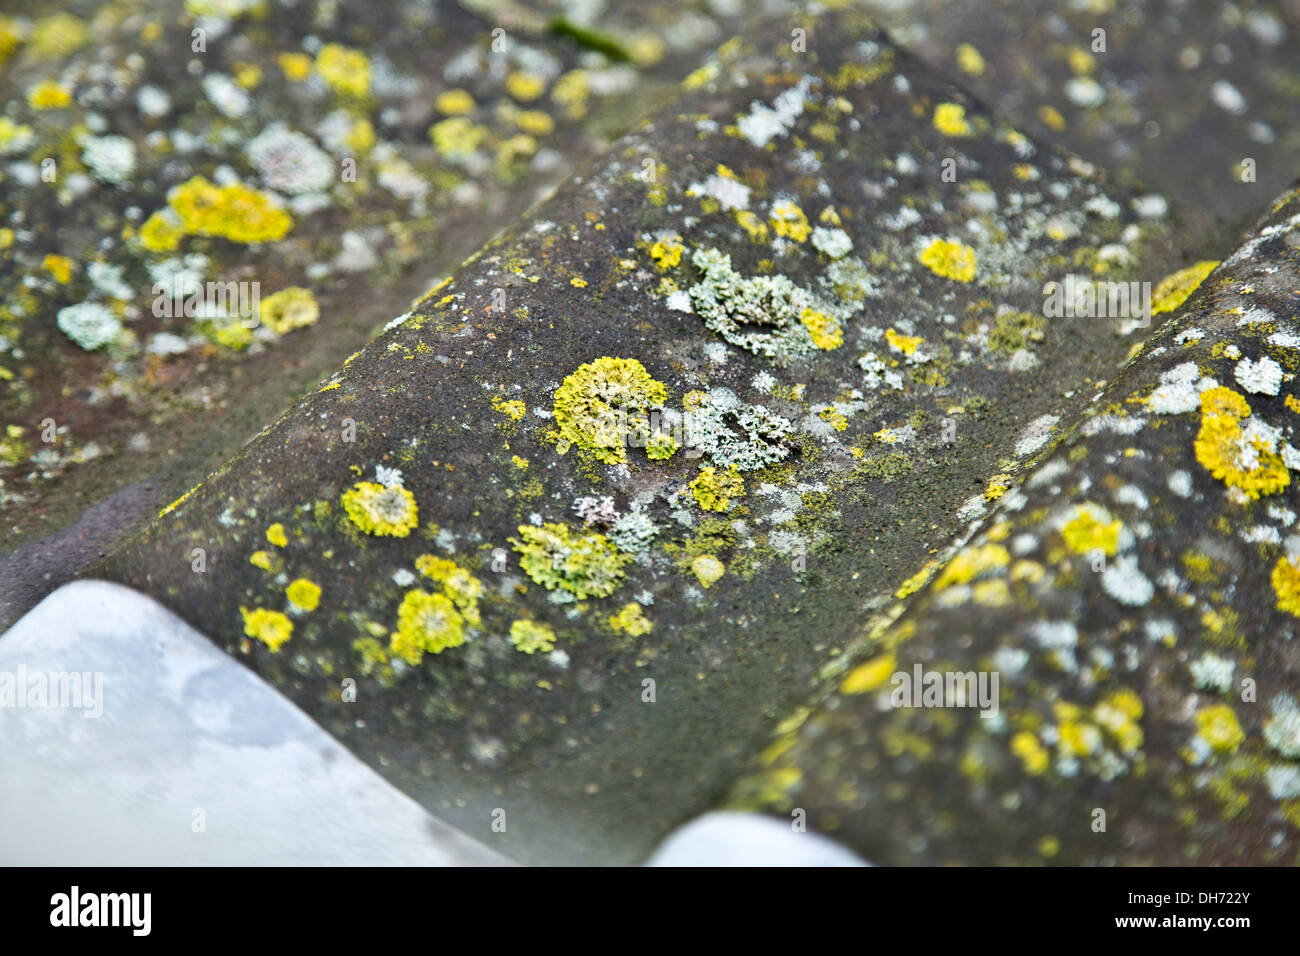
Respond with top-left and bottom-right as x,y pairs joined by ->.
852,452 -> 915,483
988,310 -> 1045,355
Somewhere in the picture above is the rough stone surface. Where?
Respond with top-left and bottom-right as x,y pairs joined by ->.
864,0 -> 1300,225
731,187 -> 1300,865
0,0 -> 763,616
94,9 -> 1211,864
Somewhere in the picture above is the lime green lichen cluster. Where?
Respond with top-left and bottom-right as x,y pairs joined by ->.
341,481 -> 419,537
414,554 -> 483,627
510,619 -> 556,654
690,465 -> 745,511
552,357 -> 668,464
512,522 -> 630,600
258,287 -> 319,334
608,602 -> 653,636
389,590 -> 465,664
0,424 -> 30,466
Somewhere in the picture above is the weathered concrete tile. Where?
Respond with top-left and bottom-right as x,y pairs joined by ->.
864,0 -> 1300,224
731,184 -> 1300,864
95,9 -> 1212,863
0,0 -> 765,614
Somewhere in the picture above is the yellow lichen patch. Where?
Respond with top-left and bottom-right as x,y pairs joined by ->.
509,619 -> 555,654
506,71 -> 546,101
934,543 -> 1010,589
895,560 -> 938,599
984,473 -> 1013,501
277,52 -> 312,82
884,327 -> 924,356
690,465 -> 744,512
249,550 -> 274,572
388,590 -> 463,664
800,308 -> 843,350
167,176 -> 293,245
955,43 -> 985,76
552,356 -> 667,463
1067,46 -> 1096,75
1055,706 -> 1102,757
1271,555 -> 1300,617
918,238 -> 977,282
1061,504 -> 1123,556
0,18 -> 23,66
608,602 -> 653,636
491,396 -> 526,420
1194,386 -> 1289,499
1195,704 -> 1244,753
933,102 -> 972,137
819,407 -> 848,431
27,80 -> 71,109
266,522 -> 288,547
682,61 -> 720,91
415,554 -> 482,627
233,62 -> 262,88
258,287 -> 319,334
648,236 -> 684,270
138,210 -> 184,253
1011,731 -> 1049,775
28,13 -> 88,58
735,210 -> 768,242
840,652 -> 896,694
691,554 -> 725,588
0,118 -> 33,155
514,110 -> 555,136
435,88 -> 476,115
158,483 -> 199,518
769,201 -> 811,242
341,481 -> 418,537
240,606 -> 293,653
42,254 -> 74,283
286,578 -> 321,612
552,69 -> 591,119
828,48 -> 896,89
428,117 -> 486,158
972,578 -> 1011,606
315,43 -> 370,98
1151,260 -> 1218,316
1093,689 -> 1144,754
1037,104 -> 1066,131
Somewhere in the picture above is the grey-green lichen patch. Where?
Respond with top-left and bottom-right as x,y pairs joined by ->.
732,187 -> 1300,865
